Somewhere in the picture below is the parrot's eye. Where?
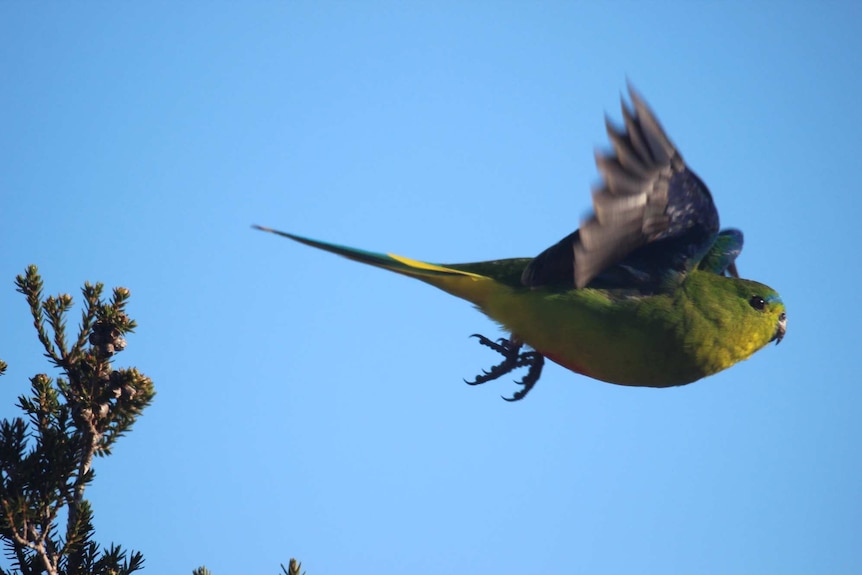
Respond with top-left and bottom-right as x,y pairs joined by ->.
749,295 -> 766,311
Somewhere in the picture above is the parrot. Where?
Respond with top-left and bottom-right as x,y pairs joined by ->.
255,86 -> 786,401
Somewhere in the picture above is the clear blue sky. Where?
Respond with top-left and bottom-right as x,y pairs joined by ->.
2,3 -> 860,574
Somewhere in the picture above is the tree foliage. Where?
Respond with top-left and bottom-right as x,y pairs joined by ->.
0,265 -> 154,575
1,266 -> 301,574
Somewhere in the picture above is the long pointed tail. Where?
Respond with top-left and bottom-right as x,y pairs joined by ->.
253,225 -> 501,307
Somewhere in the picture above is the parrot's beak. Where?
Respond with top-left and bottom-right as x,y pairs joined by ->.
772,312 -> 786,345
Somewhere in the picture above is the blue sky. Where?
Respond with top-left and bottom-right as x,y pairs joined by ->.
2,3 -> 861,574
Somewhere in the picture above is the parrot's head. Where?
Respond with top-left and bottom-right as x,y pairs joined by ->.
725,277 -> 786,354
685,273 -> 786,367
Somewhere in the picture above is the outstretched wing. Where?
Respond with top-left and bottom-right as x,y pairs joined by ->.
522,85 -> 721,290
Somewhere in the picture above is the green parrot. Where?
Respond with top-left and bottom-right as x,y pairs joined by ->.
255,86 -> 786,400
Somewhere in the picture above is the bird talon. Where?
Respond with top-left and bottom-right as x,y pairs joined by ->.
465,333 -> 545,401
502,390 -> 527,402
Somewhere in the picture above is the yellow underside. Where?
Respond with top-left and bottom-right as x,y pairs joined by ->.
411,267 -> 771,387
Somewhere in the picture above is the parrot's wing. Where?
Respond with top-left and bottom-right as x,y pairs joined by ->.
522,85 -> 721,290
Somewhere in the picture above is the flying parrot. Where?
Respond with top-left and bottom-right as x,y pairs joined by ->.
255,86 -> 786,401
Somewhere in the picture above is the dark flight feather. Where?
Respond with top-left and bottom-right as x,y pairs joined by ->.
522,85 -> 721,291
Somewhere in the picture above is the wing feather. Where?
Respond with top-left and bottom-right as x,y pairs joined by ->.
522,85 -> 719,290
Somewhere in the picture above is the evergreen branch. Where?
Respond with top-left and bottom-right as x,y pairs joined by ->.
14,266 -> 60,366
0,498 -> 56,575
0,500 -> 29,550
43,294 -> 74,367
70,283 -> 102,363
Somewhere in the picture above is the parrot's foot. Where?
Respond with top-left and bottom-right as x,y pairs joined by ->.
464,334 -> 545,401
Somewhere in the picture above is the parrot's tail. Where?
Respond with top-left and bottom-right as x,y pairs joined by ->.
253,226 -> 506,308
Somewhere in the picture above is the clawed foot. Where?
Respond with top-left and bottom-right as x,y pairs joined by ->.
464,334 -> 545,401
